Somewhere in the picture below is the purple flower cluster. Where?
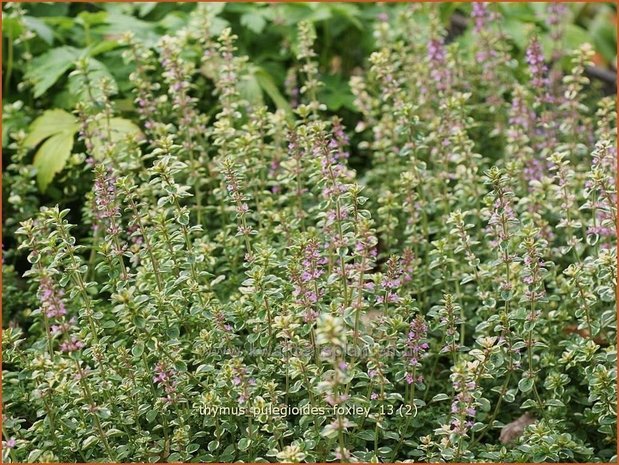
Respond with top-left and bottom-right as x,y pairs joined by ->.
471,2 -> 489,33
284,68 -> 299,109
526,37 -> 548,91
51,318 -> 76,336
508,87 -> 534,136
39,276 -> 67,319
427,38 -> 451,92
232,365 -> 255,404
292,239 -> 326,319
331,117 -> 350,161
93,165 -> 120,235
300,240 -> 327,284
451,373 -> 477,435
488,197 -> 516,244
522,247 -> 546,312
159,36 -> 204,150
60,335 -> 85,353
376,253 -> 413,305
319,148 -> 350,202
405,315 -> 428,384
222,162 -> 249,216
153,362 -> 177,403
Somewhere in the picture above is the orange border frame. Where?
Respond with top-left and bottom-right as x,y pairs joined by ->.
0,1 -> 617,464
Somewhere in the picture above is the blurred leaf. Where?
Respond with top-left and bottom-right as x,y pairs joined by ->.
68,58 -> 117,100
276,4 -> 327,25
2,102 -> 30,147
318,75 -> 356,112
502,18 -> 536,51
329,4 -> 363,30
25,46 -> 82,98
33,131 -> 75,192
159,12 -> 190,32
253,66 -> 292,115
23,3 -> 69,17
138,3 -> 158,18
22,16 -> 54,44
2,17 -> 24,40
563,24 -> 592,51
95,12 -> 158,44
25,109 -> 78,191
87,40 -> 121,57
499,4 -> 538,23
210,17 -> 230,37
239,73 -> 264,106
24,109 -> 78,149
589,7 -> 617,64
240,11 -> 267,34
91,118 -> 144,159
76,11 -> 108,28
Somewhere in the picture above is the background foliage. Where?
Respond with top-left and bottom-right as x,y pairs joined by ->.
1,2 -> 617,464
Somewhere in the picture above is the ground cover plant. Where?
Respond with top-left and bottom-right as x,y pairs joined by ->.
1,2 -> 617,463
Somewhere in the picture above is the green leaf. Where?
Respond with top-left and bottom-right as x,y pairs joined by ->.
2,17 -> 24,40
24,109 -> 77,192
238,437 -> 251,451
33,131 -> 75,192
502,18 -> 536,51
356,429 -> 376,441
139,3 -> 158,17
95,12 -> 158,45
68,58 -> 118,100
518,377 -> 534,393
546,398 -> 565,408
23,16 -> 54,44
186,443 -> 200,454
27,449 -> 43,462
82,435 -> 99,449
563,24 -> 592,52
240,12 -> 267,34
26,46 -> 83,98
76,11 -> 108,28
208,440 -> 220,452
91,117 -> 144,158
520,398 -> 537,409
24,109 -> 78,149
589,7 -> 617,64
145,410 -> 158,422
329,4 -> 362,30
132,342 -> 144,358
253,67 -> 292,116
431,393 -> 450,403
239,73 -> 264,106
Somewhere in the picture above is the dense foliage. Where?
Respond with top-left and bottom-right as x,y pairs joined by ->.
2,3 -> 617,463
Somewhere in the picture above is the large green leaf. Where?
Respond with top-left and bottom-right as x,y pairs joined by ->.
33,131 -> 75,192
94,12 -> 158,44
91,117 -> 144,158
68,58 -> 118,100
25,46 -> 82,98
22,16 -> 54,44
240,11 -> 267,34
25,109 -> 78,191
24,109 -> 78,149
2,17 -> 24,40
239,73 -> 264,106
253,67 -> 292,116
